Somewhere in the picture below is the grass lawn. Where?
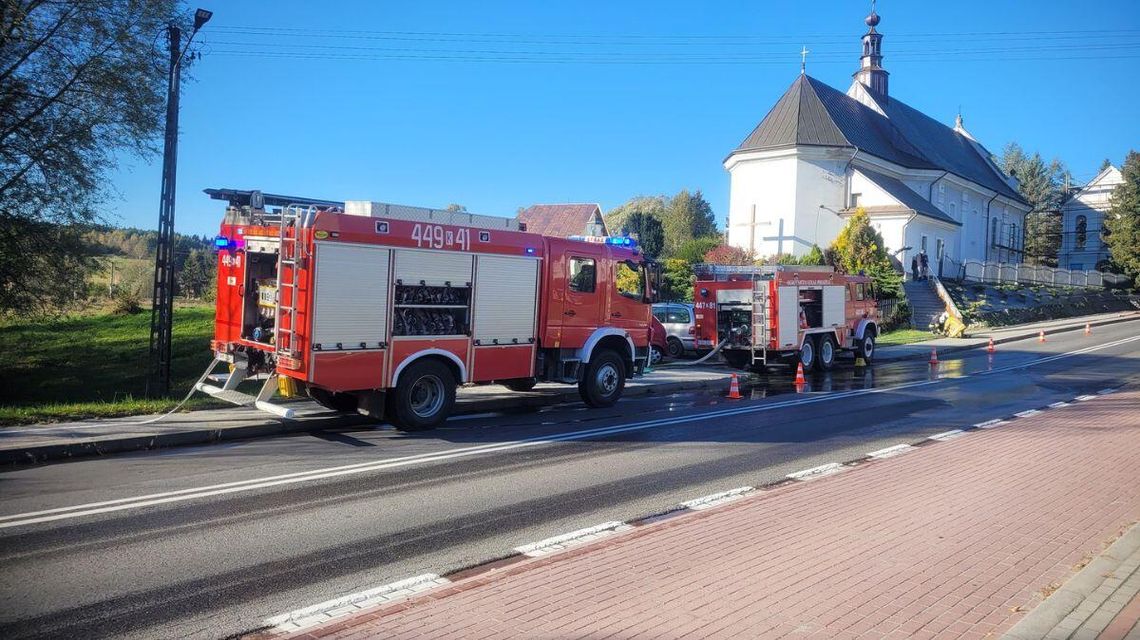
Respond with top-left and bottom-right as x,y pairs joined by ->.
876,328 -> 932,346
0,306 -> 219,425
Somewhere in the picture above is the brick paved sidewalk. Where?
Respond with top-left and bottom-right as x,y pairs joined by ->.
291,387 -> 1140,640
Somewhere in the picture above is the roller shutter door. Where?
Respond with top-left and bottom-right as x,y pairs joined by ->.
472,255 -> 539,344
394,249 -> 473,287
312,242 -> 389,349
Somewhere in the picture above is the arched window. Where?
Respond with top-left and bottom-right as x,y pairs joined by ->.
1076,215 -> 1087,250
948,202 -> 957,221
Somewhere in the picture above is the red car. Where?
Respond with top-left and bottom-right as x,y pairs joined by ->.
650,315 -> 668,366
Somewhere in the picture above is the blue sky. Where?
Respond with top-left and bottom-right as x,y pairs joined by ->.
108,0 -> 1140,237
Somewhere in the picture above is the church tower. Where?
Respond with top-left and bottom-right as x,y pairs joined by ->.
852,3 -> 888,99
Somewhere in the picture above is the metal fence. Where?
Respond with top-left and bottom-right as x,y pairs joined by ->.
950,260 -> 1123,288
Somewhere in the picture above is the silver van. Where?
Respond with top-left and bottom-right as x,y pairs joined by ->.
651,303 -> 696,358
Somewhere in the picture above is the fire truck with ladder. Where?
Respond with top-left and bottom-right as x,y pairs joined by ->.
692,264 -> 880,372
196,188 -> 659,430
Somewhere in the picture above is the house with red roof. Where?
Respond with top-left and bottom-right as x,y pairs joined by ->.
518,204 -> 609,238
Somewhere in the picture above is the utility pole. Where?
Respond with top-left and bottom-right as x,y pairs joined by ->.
147,9 -> 212,397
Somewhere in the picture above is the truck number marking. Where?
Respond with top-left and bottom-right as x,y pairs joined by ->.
412,224 -> 470,251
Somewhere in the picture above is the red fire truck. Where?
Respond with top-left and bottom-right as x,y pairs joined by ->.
196,189 -> 657,430
693,264 -> 880,372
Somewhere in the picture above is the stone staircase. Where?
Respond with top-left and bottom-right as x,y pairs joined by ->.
903,279 -> 947,329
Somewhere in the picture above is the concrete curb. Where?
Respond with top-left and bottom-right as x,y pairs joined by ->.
1001,523 -> 1140,640
874,313 -> 1139,363
0,375 -> 730,466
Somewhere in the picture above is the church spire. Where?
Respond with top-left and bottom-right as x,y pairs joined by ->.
853,1 -> 889,99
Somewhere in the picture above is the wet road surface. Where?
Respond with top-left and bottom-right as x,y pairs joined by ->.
1,319 -> 1138,639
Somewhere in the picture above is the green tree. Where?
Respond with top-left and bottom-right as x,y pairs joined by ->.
604,195 -> 667,234
659,258 -> 694,302
674,236 -> 722,263
1100,158 -> 1114,173
619,211 -> 664,257
445,204 -> 467,212
0,1 -> 187,314
702,244 -> 754,265
1103,150 -> 1140,288
826,209 -> 901,298
662,190 -> 718,255
177,249 -> 214,299
998,142 -> 1069,266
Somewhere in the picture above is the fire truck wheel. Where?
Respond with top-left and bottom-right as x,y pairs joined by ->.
579,349 -> 626,408
666,337 -> 685,359
857,332 -> 876,363
391,359 -> 456,430
309,388 -> 358,413
815,335 -> 837,371
798,338 -> 817,371
502,378 -> 537,392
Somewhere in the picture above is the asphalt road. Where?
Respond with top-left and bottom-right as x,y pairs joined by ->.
1,320 -> 1138,640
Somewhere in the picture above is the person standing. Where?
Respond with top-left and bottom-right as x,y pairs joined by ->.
919,250 -> 929,281
911,254 -> 919,281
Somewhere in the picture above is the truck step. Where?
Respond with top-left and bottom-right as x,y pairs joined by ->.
194,383 -> 257,406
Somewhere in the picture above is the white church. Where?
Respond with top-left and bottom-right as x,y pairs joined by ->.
725,6 -> 1031,271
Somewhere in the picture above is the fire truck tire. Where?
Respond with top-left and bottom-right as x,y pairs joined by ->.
579,349 -> 626,408
815,335 -> 837,372
857,332 -> 876,363
666,337 -> 685,359
798,338 -> 817,371
502,378 -> 537,392
309,388 -> 358,413
390,359 -> 456,430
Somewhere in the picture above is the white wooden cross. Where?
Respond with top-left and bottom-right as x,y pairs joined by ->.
800,46 -> 810,74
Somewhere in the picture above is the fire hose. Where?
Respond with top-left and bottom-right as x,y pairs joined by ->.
657,337 -> 729,367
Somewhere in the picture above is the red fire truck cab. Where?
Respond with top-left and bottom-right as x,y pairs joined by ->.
693,264 -> 880,372
198,189 -> 657,430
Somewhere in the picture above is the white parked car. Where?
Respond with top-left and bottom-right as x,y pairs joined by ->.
651,303 -> 696,358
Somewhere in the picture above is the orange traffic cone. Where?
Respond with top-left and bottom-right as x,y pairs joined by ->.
727,373 -> 742,400
986,337 -> 995,353
794,362 -> 807,386
1085,323 -> 1092,336
929,348 -> 939,365
1039,330 -> 1046,343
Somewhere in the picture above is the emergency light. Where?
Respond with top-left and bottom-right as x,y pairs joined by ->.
214,235 -> 236,251
568,235 -> 639,249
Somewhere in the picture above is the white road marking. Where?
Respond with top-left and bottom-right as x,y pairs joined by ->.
515,521 -> 631,557
975,419 -> 1007,429
1075,394 -> 1099,402
1099,388 -> 1119,395
263,573 -> 447,631
1048,402 -> 1071,409
679,486 -> 755,510
866,444 -> 916,459
787,463 -> 845,481
1014,409 -> 1042,418
3,334 -> 1138,531
928,429 -> 966,441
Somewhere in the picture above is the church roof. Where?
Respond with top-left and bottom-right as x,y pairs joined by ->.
733,75 -> 1026,205
854,167 -> 960,226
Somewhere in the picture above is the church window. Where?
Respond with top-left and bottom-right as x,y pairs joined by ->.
850,192 -> 862,208
991,219 -> 999,247
1076,215 -> 1087,249
936,238 -> 945,261
949,202 -> 957,221
938,183 -> 946,206
921,235 -> 928,252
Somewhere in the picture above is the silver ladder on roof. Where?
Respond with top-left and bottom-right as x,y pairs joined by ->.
751,280 -> 769,366
275,205 -> 314,359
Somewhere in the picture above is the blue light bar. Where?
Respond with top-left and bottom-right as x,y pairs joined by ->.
605,236 -> 636,247
214,235 -> 233,250
567,234 -> 638,249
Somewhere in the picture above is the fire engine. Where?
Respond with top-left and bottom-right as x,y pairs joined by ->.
692,264 -> 880,372
196,188 -> 658,430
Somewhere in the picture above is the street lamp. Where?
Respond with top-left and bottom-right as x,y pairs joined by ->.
146,7 -> 212,397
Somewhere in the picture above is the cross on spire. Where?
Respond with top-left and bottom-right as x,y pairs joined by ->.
800,46 -> 810,74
